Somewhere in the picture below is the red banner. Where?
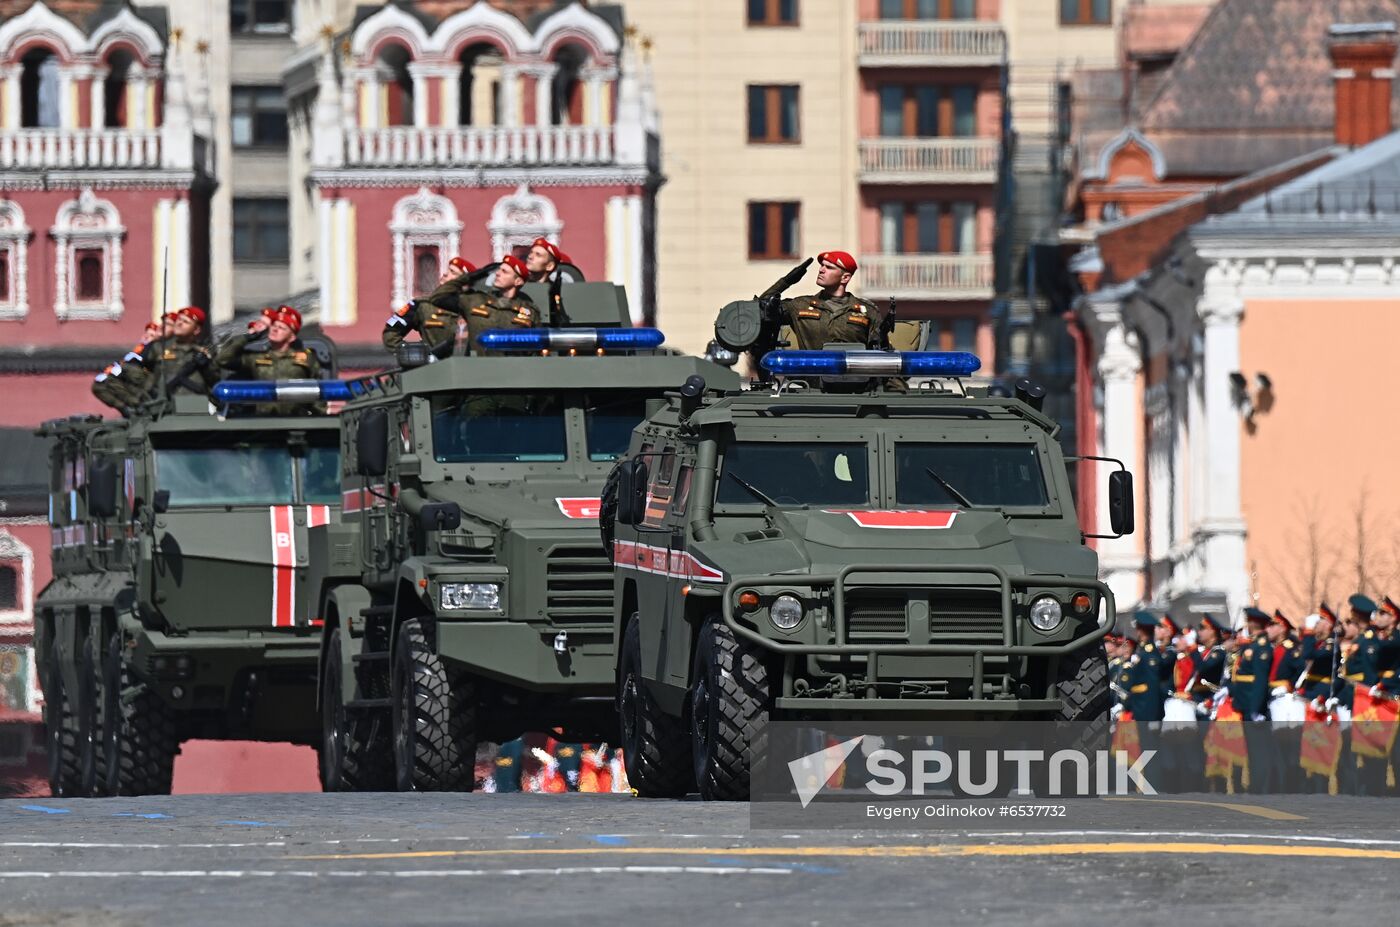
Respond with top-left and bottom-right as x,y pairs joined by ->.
1351,687 -> 1400,760
1299,703 -> 1343,777
1111,710 -> 1141,762
1204,695 -> 1247,779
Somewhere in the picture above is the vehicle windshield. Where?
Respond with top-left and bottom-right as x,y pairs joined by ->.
715,442 -> 868,506
430,392 -> 566,463
155,441 -> 341,507
894,443 -> 1048,507
584,391 -> 653,461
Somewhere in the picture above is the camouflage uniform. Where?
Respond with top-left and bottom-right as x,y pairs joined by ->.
417,275 -> 539,356
132,338 -> 218,398
214,333 -> 324,415
759,277 -> 885,350
92,338 -> 156,414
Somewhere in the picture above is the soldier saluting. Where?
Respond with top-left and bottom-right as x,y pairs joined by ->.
425,254 -> 538,356
758,251 -> 884,350
383,256 -> 481,358
215,306 -> 322,416
137,306 -> 217,397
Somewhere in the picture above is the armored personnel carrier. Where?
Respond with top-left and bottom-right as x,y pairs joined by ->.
37,368 -> 344,797
605,348 -> 1135,800
309,283 -> 740,791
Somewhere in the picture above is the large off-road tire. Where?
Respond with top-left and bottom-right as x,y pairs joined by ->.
1054,643 -> 1111,749
319,627 -> 393,792
45,639 -> 82,798
599,462 -> 621,551
690,618 -> 771,801
392,619 -> 477,792
618,615 -> 693,797
78,629 -> 112,796
102,631 -> 178,796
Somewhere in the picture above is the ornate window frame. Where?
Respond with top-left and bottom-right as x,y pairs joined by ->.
52,188 -> 124,320
0,201 -> 30,320
388,186 -> 463,306
0,529 -> 33,625
487,183 -> 562,260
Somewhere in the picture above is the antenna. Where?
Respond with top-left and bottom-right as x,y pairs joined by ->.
160,245 -> 171,399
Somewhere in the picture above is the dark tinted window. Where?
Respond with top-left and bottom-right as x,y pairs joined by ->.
716,442 -> 867,506
584,392 -> 652,461
156,447 -> 295,506
431,393 -> 566,463
895,443 -> 1048,507
303,444 -> 341,504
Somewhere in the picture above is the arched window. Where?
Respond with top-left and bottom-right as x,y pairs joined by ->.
487,184 -> 562,261
457,42 -> 502,127
0,201 -> 30,320
103,50 -> 133,128
377,43 -> 414,127
51,189 -> 125,320
551,44 -> 587,126
412,245 -> 440,297
0,529 -> 33,624
388,187 -> 462,307
19,48 -> 61,128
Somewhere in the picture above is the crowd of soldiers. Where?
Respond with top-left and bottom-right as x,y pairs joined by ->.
476,735 -> 629,795
1110,594 -> 1400,795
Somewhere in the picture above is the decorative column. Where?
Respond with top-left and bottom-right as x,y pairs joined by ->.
407,61 -> 430,127
438,62 -> 463,127
87,66 -> 108,129
1095,317 -> 1145,609
526,63 -> 557,127
581,66 -> 616,126
498,63 -> 520,127
1,65 -> 20,130
1197,274 -> 1250,622
127,65 -> 150,130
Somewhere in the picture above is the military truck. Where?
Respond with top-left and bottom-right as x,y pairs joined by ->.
605,348 -> 1134,800
309,283 -> 740,792
36,356 -> 344,797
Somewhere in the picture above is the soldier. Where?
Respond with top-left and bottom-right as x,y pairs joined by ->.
136,306 -> 217,397
524,237 -> 580,283
425,254 -> 538,356
92,318 -> 169,415
1192,615 -> 1229,792
1106,634 -> 1125,711
383,258 -> 480,358
215,306 -> 323,416
1232,607 -> 1277,793
758,251 -> 886,350
1158,615 -> 1199,792
1372,597 -> 1400,795
1267,609 -> 1307,792
1300,603 -> 1341,793
1341,595 -> 1386,794
492,737 -> 525,794
1124,612 -> 1166,788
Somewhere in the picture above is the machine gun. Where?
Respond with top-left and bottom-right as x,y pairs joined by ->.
548,268 -> 572,328
712,257 -> 812,381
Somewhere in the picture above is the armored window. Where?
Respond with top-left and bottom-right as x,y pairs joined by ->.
231,0 -> 292,33
231,86 -> 288,148
429,393 -> 567,463
895,444 -> 1048,507
716,442 -> 868,507
748,0 -> 798,26
656,448 -> 676,485
584,392 -> 654,461
233,198 -> 290,263
748,202 -> 800,260
75,250 -> 104,302
747,85 -> 800,143
302,442 -> 342,505
0,565 -> 16,609
671,466 -> 693,514
1061,0 -> 1111,25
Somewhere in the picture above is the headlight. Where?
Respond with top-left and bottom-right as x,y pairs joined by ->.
440,582 -> 501,611
770,594 -> 804,631
1029,596 -> 1063,632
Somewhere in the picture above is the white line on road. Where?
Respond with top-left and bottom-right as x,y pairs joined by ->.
0,866 -> 793,880
975,831 -> 1400,847
0,842 -> 288,849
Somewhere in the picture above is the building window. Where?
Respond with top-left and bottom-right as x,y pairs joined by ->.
748,201 -> 800,260
392,187 -> 466,307
879,84 -> 977,137
231,87 -> 288,148
75,249 -> 104,302
231,0 -> 292,33
412,245 -> 441,297
931,318 -> 978,352
0,251 -> 8,302
1061,0 -> 1111,25
232,198 -> 289,263
878,201 -> 977,253
19,48 -> 61,128
52,189 -> 123,319
0,565 -> 15,610
881,0 -> 974,19
0,201 -> 29,320
747,85 -> 800,143
748,0 -> 798,26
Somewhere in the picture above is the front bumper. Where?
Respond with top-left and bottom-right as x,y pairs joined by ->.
435,621 -> 613,692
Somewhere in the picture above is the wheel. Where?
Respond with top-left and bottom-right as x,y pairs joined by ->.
391,619 -> 477,792
78,630 -> 112,796
690,618 -> 771,801
599,462 -> 621,551
618,615 -> 693,797
44,639 -> 82,798
1054,643 -> 1111,749
102,631 -> 178,796
319,627 -> 393,792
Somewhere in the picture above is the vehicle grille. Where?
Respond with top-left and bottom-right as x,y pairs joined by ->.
545,545 -> 614,626
848,596 -> 908,641
928,590 -> 1003,641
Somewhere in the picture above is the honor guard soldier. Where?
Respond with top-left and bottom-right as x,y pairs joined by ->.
1193,615 -> 1230,791
1106,634 -> 1125,710
1125,612 -> 1166,785
1233,607 -> 1277,793
137,307 -> 217,397
1267,609 -> 1307,792
384,258 -> 480,357
92,318 -> 169,415
215,306 -> 323,415
492,738 -> 525,793
1300,603 -> 1342,793
759,251 -> 886,350
1342,595 -> 1386,794
1372,597 -> 1400,794
1158,615 -> 1198,792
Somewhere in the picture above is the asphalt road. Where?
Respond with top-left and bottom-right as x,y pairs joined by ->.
2,792 -> 1398,926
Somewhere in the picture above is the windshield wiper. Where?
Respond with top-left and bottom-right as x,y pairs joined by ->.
924,466 -> 974,508
728,472 -> 779,507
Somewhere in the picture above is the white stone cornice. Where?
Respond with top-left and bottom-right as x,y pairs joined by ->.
1198,293 -> 1244,326
307,166 -> 654,189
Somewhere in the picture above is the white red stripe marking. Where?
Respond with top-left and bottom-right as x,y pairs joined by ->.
823,509 -> 959,530
341,485 -> 389,514
270,506 -> 296,629
306,504 -> 331,529
613,539 -> 724,583
556,497 -> 601,520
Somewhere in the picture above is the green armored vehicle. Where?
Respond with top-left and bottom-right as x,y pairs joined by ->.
310,283 -> 740,792
36,379 -> 343,797
605,348 -> 1135,800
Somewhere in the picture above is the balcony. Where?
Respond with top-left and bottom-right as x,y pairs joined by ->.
344,125 -> 616,167
858,254 -> 994,300
859,138 -> 999,184
858,21 -> 1007,67
0,129 -> 162,170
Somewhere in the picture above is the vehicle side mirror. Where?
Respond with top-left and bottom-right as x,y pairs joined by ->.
87,460 -> 118,518
152,490 -> 170,515
616,458 -> 649,525
419,501 -> 461,532
356,408 -> 389,477
1108,470 -> 1134,536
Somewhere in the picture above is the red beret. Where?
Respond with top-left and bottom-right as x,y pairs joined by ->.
500,254 -> 528,278
818,250 -> 858,273
274,305 -> 302,333
531,238 -> 563,262
448,256 -> 476,274
178,306 -> 206,325
556,250 -> 573,265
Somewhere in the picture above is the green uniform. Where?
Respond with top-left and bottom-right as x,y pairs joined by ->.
759,277 -> 885,350
214,333 -> 324,416
428,279 -> 538,355
92,340 -> 156,413
134,338 -> 217,398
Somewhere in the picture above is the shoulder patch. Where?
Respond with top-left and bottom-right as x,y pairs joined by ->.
1283,639 -> 1294,649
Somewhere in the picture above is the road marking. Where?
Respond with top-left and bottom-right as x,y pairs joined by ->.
291,842 -> 1400,863
0,842 -> 287,850
980,831 -> 1400,847
0,866 -> 793,880
1101,797 -> 1306,820
17,805 -> 70,815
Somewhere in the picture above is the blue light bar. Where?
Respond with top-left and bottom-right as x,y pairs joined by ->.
760,350 -> 982,378
476,327 -> 665,353
212,380 -> 354,403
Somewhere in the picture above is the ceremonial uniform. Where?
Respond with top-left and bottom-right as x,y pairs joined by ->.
492,738 -> 525,793
1122,615 -> 1165,788
1340,597 -> 1385,794
1232,613 -> 1277,793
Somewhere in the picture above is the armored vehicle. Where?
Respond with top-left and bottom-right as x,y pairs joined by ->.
36,378 -> 343,797
309,283 -> 740,792
605,349 -> 1134,800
